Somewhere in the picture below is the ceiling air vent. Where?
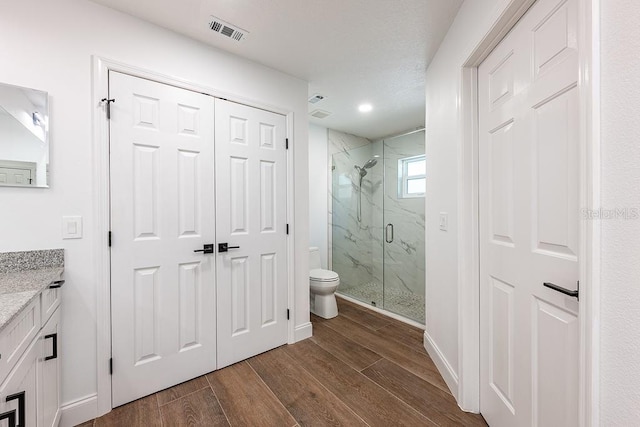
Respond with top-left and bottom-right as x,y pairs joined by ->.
207,16 -> 248,42
308,94 -> 325,104
310,109 -> 331,119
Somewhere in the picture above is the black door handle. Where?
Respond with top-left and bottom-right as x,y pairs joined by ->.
6,391 -> 24,427
49,280 -> 65,289
543,282 -> 579,300
218,243 -> 240,253
193,244 -> 214,254
45,333 -> 58,361
0,409 -> 16,427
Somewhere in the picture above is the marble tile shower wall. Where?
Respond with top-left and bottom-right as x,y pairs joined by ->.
382,132 -> 426,296
327,130 -> 378,294
328,129 -> 425,309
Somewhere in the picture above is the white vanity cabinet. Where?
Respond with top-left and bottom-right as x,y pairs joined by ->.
0,338 -> 38,427
0,287 -> 62,427
38,306 -> 61,427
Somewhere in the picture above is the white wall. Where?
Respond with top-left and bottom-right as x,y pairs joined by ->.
424,0 -> 512,392
599,0 -> 640,423
308,123 -> 328,268
0,0 -> 309,423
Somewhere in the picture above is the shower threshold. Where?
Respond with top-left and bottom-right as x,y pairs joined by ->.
335,292 -> 425,329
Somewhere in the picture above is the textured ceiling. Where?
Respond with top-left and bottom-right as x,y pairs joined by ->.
90,0 -> 463,140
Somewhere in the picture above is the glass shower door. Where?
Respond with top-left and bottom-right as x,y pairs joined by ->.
382,130 -> 426,322
330,130 -> 425,324
331,143 -> 384,307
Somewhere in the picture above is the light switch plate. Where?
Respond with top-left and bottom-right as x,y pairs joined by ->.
62,216 -> 83,239
439,212 -> 448,231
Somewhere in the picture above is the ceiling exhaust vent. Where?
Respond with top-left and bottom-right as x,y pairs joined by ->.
207,16 -> 248,42
310,109 -> 331,119
308,94 -> 325,104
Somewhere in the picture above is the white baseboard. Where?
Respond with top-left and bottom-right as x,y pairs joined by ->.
424,331 -> 459,397
60,393 -> 98,427
293,321 -> 313,342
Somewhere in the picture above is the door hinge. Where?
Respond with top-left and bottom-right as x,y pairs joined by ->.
287,309 -> 290,320
101,98 -> 116,119
286,138 -> 289,149
108,231 -> 112,247
109,358 -> 113,375
286,224 -> 289,235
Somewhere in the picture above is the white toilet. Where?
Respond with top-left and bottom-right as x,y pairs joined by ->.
309,247 -> 340,319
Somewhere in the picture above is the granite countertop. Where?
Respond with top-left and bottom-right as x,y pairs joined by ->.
0,249 -> 64,333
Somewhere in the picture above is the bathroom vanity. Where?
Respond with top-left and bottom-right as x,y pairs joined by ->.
0,250 -> 63,427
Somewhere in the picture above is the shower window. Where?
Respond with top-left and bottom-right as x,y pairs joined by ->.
398,155 -> 426,198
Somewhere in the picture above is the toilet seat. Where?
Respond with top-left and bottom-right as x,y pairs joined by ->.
310,268 -> 339,282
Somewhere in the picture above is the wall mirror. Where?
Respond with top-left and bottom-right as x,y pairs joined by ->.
0,82 -> 49,187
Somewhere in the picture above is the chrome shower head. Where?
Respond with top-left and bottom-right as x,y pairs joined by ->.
354,165 -> 367,178
362,158 -> 378,169
354,158 -> 377,179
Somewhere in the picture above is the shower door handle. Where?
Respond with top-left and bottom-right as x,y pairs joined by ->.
385,224 -> 394,243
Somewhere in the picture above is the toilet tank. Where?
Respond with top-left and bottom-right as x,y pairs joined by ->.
309,247 -> 322,270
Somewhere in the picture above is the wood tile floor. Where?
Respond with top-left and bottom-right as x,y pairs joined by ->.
81,298 -> 486,426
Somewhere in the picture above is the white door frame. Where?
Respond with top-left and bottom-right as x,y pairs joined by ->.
456,0 -> 600,425
91,56 -> 297,416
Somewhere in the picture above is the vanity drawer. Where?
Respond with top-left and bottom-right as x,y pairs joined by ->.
40,285 -> 61,326
0,298 -> 41,382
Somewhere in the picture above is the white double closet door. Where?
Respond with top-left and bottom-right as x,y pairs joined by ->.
109,72 -> 288,407
479,0 -> 581,425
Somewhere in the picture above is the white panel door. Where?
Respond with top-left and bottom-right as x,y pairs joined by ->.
0,166 -> 33,185
479,0 -> 579,425
215,99 -> 288,368
110,71 -> 216,406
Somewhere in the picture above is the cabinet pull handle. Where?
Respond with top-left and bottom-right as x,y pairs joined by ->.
49,280 -> 65,289
0,409 -> 16,427
45,333 -> 58,361
6,391 -> 24,427
385,224 -> 394,243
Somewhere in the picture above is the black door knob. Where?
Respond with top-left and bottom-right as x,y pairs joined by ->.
543,281 -> 579,300
218,243 -> 240,253
194,244 -> 214,254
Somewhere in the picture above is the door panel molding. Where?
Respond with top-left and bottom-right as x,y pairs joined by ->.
109,71 -> 217,406
91,57 -> 296,418
453,1 -> 600,426
478,0 -> 580,423
215,98 -> 288,369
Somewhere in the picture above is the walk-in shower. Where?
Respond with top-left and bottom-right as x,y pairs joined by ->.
330,129 -> 425,323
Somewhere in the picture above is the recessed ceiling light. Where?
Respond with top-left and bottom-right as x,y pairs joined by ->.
358,103 -> 373,113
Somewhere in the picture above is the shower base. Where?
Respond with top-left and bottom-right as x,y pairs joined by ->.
337,282 -> 425,323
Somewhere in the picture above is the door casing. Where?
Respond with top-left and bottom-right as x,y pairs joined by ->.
91,57 -> 296,417
451,0 -> 600,425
